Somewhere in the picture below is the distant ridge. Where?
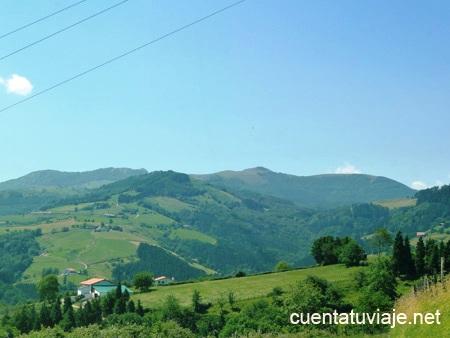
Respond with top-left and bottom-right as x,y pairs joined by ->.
0,167 -> 148,191
193,167 -> 416,209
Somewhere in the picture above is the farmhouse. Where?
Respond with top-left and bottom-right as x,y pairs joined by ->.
154,276 -> 175,286
77,278 -> 132,300
417,232 -> 427,238
62,268 -> 79,276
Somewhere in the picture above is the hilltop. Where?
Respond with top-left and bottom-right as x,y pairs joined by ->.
193,167 -> 415,209
0,167 -> 147,191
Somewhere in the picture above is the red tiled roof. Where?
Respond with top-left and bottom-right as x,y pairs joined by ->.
80,278 -> 105,285
154,276 -> 167,281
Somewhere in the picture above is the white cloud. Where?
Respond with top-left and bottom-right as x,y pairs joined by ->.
411,181 -> 428,190
335,162 -> 361,174
2,74 -> 33,96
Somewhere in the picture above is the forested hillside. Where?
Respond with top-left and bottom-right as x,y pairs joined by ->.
0,170 -> 449,295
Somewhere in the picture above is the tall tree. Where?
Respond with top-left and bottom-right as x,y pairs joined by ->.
415,236 -> 425,276
37,274 -> 59,302
403,235 -> 415,277
370,228 -> 392,257
192,289 -> 202,313
392,231 -> 404,275
50,297 -> 62,326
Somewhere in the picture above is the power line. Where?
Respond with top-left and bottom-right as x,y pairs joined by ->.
0,0 -> 247,114
0,0 -> 129,62
0,0 -> 88,40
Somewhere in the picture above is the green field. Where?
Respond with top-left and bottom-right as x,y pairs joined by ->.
375,198 -> 417,209
134,265 -> 365,309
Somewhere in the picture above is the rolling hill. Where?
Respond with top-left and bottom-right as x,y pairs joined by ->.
0,167 -> 147,191
193,167 -> 416,209
1,168 -> 449,297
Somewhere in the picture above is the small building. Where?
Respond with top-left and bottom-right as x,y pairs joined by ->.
154,276 -> 175,286
417,232 -> 427,238
62,268 -> 79,276
77,278 -> 132,300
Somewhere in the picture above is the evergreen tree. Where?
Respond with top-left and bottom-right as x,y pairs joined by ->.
415,236 -> 425,276
192,289 -> 202,313
59,306 -> 76,332
76,301 -> 89,327
63,294 -> 72,314
425,239 -> 439,275
102,291 -> 116,316
430,244 -> 440,276
39,303 -> 52,328
127,299 -> 136,313
445,240 -> 450,271
136,299 -> 145,317
29,304 -> 39,332
114,296 -> 127,315
13,305 -> 32,334
50,298 -> 62,326
403,235 -> 415,277
115,282 -> 123,299
91,297 -> 103,324
392,231 -> 404,275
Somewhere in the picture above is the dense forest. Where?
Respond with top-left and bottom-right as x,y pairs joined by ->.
0,229 -> 42,305
112,243 -> 205,282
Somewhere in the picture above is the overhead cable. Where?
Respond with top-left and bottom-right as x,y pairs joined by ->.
0,0 -> 129,61
0,0 -> 247,113
0,0 -> 87,40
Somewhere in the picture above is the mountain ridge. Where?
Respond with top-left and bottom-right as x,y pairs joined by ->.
0,167 -> 148,191
193,167 -> 416,209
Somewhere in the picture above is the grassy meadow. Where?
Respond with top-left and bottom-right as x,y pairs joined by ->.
133,264 -> 366,309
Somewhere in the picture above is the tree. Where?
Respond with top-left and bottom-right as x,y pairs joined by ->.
370,228 -> 392,257
275,261 -> 291,272
403,235 -> 415,277
37,274 -> 59,302
365,256 -> 397,301
192,289 -> 202,313
59,306 -> 76,332
39,303 -> 52,328
132,272 -> 154,293
283,279 -> 325,314
50,298 -> 62,326
228,291 -> 236,310
415,236 -> 426,276
392,231 -> 404,275
161,295 -> 182,324
339,240 -> 367,267
63,294 -> 72,315
311,236 -> 338,265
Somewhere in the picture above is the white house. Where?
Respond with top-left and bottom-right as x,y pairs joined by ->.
154,276 -> 175,286
77,278 -> 132,300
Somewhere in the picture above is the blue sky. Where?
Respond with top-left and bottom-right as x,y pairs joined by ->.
0,0 -> 449,189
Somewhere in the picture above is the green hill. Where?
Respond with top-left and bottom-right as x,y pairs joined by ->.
193,167 -> 416,209
0,167 -> 147,191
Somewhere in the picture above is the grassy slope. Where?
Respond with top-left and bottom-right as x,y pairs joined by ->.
375,198 -> 417,209
8,194 -> 216,283
133,265 -> 366,309
390,281 -> 450,338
